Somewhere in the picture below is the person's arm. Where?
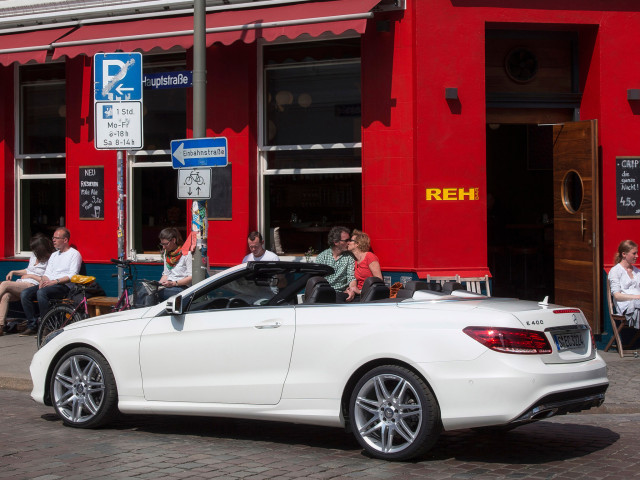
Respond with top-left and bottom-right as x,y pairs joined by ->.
369,260 -> 383,281
6,268 -> 27,281
613,291 -> 640,301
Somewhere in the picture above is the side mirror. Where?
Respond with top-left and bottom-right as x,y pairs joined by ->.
165,295 -> 183,315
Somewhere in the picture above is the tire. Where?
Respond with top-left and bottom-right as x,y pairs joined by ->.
50,347 -> 119,428
37,305 -> 81,348
349,365 -> 442,461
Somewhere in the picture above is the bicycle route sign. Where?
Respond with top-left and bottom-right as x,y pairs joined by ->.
171,137 -> 228,169
177,168 -> 212,200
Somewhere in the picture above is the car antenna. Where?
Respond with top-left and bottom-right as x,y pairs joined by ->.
538,296 -> 549,307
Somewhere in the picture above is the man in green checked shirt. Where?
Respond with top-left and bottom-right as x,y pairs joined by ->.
316,226 -> 356,302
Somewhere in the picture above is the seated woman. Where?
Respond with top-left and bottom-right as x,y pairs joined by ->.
346,229 -> 383,300
608,239 -> 640,328
137,227 -> 193,306
0,234 -> 55,334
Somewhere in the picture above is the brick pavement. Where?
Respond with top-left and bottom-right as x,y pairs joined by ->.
1,388 -> 639,479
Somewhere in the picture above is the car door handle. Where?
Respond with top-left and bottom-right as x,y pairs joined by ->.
254,321 -> 281,329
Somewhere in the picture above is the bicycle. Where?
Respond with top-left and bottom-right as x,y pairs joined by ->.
110,258 -> 136,312
37,274 -> 95,348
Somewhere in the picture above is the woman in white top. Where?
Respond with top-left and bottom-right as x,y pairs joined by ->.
608,239 -> 640,328
0,234 -> 55,334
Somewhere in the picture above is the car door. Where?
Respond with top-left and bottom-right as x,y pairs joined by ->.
139,278 -> 296,405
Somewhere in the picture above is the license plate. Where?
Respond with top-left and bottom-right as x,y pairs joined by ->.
554,332 -> 585,352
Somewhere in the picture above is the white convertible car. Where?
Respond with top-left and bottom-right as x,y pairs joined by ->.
30,261 -> 608,461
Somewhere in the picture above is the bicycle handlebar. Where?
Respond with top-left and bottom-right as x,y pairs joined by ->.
111,258 -> 133,266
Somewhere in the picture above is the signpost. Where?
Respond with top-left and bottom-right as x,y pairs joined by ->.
93,52 -> 144,294
94,52 -> 144,150
177,168 -> 212,200
171,137 -> 228,201
170,137 -> 228,169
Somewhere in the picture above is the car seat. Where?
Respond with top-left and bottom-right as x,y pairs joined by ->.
303,276 -> 336,304
360,277 -> 390,302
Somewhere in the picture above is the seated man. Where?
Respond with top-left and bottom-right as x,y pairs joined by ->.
315,226 -> 356,302
242,231 -> 280,262
20,227 -> 82,336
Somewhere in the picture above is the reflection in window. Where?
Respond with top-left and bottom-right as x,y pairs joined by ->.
261,39 -> 362,255
18,63 -> 66,252
131,156 -> 187,254
129,53 -> 188,258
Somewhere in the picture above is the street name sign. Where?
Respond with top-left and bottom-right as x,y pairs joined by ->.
177,168 -> 212,200
94,52 -> 143,150
171,137 -> 228,169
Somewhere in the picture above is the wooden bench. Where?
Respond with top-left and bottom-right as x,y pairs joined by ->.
87,296 -> 119,317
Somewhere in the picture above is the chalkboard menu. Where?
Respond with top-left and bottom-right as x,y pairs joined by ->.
79,166 -> 105,220
207,164 -> 232,220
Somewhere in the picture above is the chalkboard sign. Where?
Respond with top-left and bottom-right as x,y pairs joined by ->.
207,164 -> 232,220
616,157 -> 640,218
79,166 -> 105,220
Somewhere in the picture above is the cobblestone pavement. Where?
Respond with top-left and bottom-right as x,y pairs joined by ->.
2,389 -> 639,480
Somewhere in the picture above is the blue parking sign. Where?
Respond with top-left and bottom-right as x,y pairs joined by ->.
94,53 -> 143,101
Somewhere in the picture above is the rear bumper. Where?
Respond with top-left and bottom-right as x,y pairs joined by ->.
510,383 -> 608,423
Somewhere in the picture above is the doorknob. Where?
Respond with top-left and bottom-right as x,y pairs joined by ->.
581,213 -> 587,241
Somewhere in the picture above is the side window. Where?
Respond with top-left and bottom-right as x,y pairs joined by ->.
187,275 -> 281,312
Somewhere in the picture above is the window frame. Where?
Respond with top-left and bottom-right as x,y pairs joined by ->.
257,36 -> 363,260
126,52 -> 189,262
14,63 -> 67,257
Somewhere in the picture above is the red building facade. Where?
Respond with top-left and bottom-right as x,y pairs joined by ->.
1,0 -> 639,338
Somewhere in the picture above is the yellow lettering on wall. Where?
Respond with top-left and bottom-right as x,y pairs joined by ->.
443,188 -> 457,200
426,188 -> 442,200
425,187 -> 479,200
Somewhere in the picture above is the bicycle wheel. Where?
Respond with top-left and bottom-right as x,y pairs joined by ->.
37,305 -> 82,348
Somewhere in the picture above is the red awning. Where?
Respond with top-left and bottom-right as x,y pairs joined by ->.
52,0 -> 381,60
0,27 -> 74,66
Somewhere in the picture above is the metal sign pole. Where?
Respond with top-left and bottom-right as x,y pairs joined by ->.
117,149 -> 125,296
192,0 -> 207,284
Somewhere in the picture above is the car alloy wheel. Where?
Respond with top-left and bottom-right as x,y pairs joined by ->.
50,347 -> 118,428
349,365 -> 441,461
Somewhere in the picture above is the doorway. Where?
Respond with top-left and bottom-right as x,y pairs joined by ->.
486,123 -> 555,301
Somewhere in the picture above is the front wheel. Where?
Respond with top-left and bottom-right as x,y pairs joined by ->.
349,365 -> 441,461
50,347 -> 119,428
37,305 -> 81,348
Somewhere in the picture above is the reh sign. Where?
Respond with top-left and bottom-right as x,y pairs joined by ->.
94,52 -> 143,101
171,137 -> 228,169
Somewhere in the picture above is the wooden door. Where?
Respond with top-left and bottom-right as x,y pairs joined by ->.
553,120 -> 601,332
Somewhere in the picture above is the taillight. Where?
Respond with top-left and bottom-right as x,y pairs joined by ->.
463,327 -> 553,354
553,308 -> 581,314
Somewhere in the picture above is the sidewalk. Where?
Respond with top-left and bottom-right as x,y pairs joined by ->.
0,333 -> 638,413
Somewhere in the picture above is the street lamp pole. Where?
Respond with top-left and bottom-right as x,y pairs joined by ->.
191,0 -> 207,284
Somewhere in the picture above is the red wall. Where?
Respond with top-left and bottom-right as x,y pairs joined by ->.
65,56 -> 120,262
205,42 -> 256,266
0,65 -> 14,258
362,10 -> 416,272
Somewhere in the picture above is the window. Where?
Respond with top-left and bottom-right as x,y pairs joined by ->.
128,53 -> 188,259
16,63 -> 66,253
260,39 -> 362,256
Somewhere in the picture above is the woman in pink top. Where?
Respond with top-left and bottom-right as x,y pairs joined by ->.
346,229 -> 383,298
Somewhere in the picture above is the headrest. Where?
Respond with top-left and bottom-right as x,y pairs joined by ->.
360,276 -> 390,302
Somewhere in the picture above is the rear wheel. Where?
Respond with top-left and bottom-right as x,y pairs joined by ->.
50,347 -> 118,428
349,365 -> 441,461
37,305 -> 81,348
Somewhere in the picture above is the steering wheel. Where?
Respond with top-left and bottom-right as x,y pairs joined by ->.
227,298 -> 250,309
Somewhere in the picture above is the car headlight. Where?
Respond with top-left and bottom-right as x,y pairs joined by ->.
40,328 -> 65,348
